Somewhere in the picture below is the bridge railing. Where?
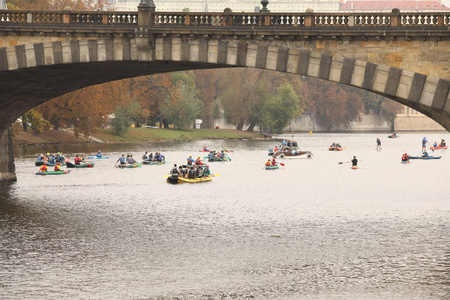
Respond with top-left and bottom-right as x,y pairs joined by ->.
0,10 -> 449,27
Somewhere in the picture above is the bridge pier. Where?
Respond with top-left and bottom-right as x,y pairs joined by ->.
0,128 -> 16,182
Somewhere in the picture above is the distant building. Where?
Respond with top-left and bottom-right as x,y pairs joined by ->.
340,0 -> 450,12
114,0 -> 341,12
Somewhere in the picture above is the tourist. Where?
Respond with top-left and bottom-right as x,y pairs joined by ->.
127,155 -> 136,164
74,155 -> 82,165
96,150 -> 102,158
196,156 -> 203,165
203,165 -> 211,177
170,164 -> 179,175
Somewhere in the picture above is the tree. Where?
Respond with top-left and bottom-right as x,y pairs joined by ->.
260,84 -> 301,133
161,82 -> 203,129
21,109 -> 51,134
111,102 -> 142,135
362,91 -> 403,126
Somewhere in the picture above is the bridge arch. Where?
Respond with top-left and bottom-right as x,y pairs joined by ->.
1,37 -> 449,133
0,37 -> 450,181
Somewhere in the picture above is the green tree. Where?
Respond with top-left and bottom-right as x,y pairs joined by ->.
111,102 -> 142,136
260,85 -> 301,134
161,83 -> 203,129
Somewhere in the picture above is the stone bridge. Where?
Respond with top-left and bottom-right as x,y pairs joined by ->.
0,4 -> 449,181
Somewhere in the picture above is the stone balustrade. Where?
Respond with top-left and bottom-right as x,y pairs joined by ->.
0,10 -> 449,27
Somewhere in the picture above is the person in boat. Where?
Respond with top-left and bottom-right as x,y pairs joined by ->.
422,137 -> 428,152
187,155 -> 195,165
196,166 -> 203,177
351,156 -> 358,167
37,154 -> 44,162
282,140 -> 287,147
96,150 -> 102,158
293,141 -> 298,148
336,143 -> 342,148
433,142 -> 438,148
74,155 -> 82,165
401,153 -> 409,162
179,165 -> 187,177
208,151 -> 214,160
265,159 -> 272,166
441,139 -> 446,147
203,165 -> 211,177
116,154 -> 126,165
203,146 -> 209,151
39,163 -> 48,173
142,152 -> 148,160
422,151 -> 429,157
196,156 -> 203,165
219,150 -> 226,159
188,166 -> 196,179
330,142 -> 336,148
54,162 -> 61,171
170,164 -> 179,175
127,155 -> 136,164
376,138 -> 382,150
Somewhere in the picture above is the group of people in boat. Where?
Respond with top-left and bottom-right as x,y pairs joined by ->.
38,162 -> 63,172
401,153 -> 410,162
116,154 -> 139,165
265,158 -> 278,166
170,163 -> 211,179
269,141 -> 301,155
329,142 -> 342,148
206,150 -> 228,160
432,139 -> 446,148
142,152 -> 165,162
36,152 -> 66,164
186,155 -> 205,165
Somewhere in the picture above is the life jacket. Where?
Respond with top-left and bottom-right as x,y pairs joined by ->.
54,165 -> 60,171
74,157 -> 82,164
40,165 -> 47,172
265,161 -> 271,166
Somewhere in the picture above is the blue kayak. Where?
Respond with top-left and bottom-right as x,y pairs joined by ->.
408,155 -> 442,160
88,156 -> 109,159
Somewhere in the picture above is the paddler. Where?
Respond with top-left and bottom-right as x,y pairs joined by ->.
39,163 -> 48,173
54,162 -> 61,171
196,156 -> 203,165
265,159 -> 271,166
351,156 -> 358,167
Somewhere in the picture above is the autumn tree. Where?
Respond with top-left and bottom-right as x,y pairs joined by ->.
193,69 -> 219,128
21,109 -> 51,134
362,91 -> 403,127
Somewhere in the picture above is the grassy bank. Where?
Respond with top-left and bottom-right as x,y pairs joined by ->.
12,127 -> 265,145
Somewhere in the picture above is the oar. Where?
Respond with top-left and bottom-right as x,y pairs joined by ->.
279,162 -> 285,166
338,161 -> 351,165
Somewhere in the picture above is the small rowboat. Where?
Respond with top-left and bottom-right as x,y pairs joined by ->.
36,170 -> 70,175
87,156 -> 109,159
408,155 -> 442,160
166,175 -> 212,184
264,164 -> 279,170
66,161 -> 95,168
198,150 -> 210,152
142,160 -> 167,165
35,161 -> 66,167
116,163 -> 141,168
208,157 -> 231,162
430,145 -> 448,150
328,147 -> 343,151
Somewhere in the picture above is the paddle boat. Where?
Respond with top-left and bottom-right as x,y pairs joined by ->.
208,156 -> 231,162
388,133 -> 399,138
35,161 -> 65,167
166,175 -> 212,184
36,170 -> 70,175
407,155 -> 442,160
272,150 -> 313,159
142,160 -> 167,165
264,164 -> 279,170
430,145 -> 448,150
66,161 -> 95,168
328,147 -> 344,151
116,163 -> 141,168
87,156 -> 109,159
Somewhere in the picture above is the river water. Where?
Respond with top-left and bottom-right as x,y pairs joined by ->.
1,133 -> 449,300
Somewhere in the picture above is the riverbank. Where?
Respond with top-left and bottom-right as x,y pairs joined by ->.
12,127 -> 266,146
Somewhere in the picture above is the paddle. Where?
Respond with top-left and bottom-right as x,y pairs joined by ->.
279,162 -> 285,166
427,142 -> 434,152
338,160 -> 362,165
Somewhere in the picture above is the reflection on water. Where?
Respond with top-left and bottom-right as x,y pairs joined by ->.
1,133 -> 449,300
